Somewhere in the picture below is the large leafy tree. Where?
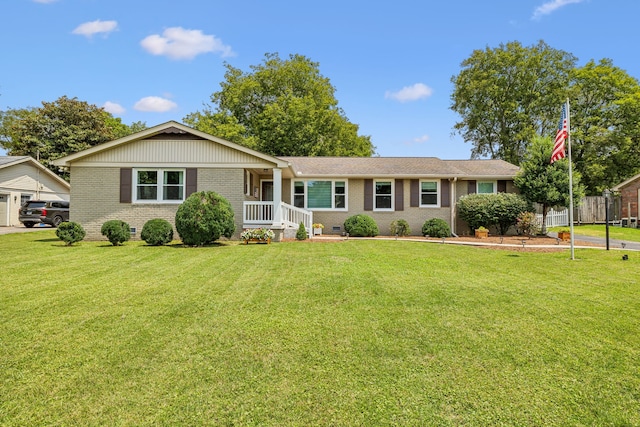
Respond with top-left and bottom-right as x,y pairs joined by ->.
568,59 -> 640,194
451,40 -> 576,165
184,53 -> 375,157
0,96 -> 145,177
514,137 -> 585,233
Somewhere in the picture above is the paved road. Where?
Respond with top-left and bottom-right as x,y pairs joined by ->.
548,231 -> 640,251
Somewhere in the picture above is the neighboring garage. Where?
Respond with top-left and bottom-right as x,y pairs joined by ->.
0,156 -> 70,227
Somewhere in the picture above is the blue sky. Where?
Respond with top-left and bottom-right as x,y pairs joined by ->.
1,0 -> 638,158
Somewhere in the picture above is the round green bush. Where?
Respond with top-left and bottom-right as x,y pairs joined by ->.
295,222 -> 307,240
55,221 -> 86,246
344,214 -> 379,237
141,218 -> 174,246
422,218 -> 451,238
390,219 -> 411,236
101,219 -> 131,246
175,191 -> 236,246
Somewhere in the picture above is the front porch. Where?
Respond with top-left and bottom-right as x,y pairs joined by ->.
243,201 -> 313,237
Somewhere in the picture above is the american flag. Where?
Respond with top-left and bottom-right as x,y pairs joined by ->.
550,103 -> 567,164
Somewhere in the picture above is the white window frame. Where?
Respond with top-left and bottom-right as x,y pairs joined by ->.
477,181 -> 497,194
419,179 -> 440,208
291,180 -> 348,211
133,168 -> 185,204
374,179 -> 394,212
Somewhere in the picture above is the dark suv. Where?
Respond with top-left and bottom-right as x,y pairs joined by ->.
19,200 -> 70,228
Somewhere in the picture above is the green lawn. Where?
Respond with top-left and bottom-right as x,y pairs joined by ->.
552,224 -> 640,243
1,231 -> 639,426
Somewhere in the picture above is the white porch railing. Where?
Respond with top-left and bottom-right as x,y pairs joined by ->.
281,202 -> 313,231
243,201 -> 273,225
243,201 -> 313,232
536,208 -> 568,228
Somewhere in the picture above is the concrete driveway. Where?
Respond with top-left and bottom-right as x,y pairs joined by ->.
0,225 -> 53,235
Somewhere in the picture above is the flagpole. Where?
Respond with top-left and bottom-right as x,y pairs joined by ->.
566,98 -> 575,260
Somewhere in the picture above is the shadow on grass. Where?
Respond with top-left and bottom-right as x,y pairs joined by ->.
35,238 -> 61,243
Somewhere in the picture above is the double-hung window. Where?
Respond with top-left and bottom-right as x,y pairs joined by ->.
477,181 -> 496,194
420,180 -> 439,207
374,180 -> 393,211
134,169 -> 185,203
292,180 -> 347,210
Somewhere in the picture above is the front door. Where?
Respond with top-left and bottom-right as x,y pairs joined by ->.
261,180 -> 273,202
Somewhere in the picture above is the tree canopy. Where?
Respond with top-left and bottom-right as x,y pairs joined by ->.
451,41 -> 640,195
514,136 -> 585,233
451,40 -> 576,165
0,96 -> 146,177
184,53 -> 375,157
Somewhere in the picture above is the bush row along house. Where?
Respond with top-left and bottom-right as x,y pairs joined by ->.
0,156 -> 70,227
52,121 -> 521,240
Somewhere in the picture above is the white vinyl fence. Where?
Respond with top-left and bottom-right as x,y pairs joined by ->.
536,209 -> 569,228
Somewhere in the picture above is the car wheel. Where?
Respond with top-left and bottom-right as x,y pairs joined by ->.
24,222 -> 35,228
52,216 -> 63,227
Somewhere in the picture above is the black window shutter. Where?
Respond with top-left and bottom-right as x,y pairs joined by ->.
467,180 -> 476,195
395,180 -> 404,211
410,179 -> 419,207
186,168 -> 197,197
364,179 -> 373,211
440,179 -> 450,207
498,180 -> 507,193
120,168 -> 132,203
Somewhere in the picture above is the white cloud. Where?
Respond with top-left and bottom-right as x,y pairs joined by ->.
413,135 -> 430,143
140,27 -> 234,60
385,83 -> 433,102
103,101 -> 125,115
72,20 -> 118,38
134,96 -> 178,112
532,0 -> 585,20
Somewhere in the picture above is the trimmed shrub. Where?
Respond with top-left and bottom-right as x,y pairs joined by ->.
422,218 -> 451,238
101,219 -> 131,246
390,219 -> 411,236
457,193 -> 531,234
344,214 -> 379,237
175,191 -> 235,246
55,221 -> 86,246
295,222 -> 307,240
141,218 -> 174,246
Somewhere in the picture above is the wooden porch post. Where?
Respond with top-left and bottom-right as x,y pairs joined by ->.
272,168 -> 283,227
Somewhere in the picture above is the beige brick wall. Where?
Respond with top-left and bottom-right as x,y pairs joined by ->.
291,179 -> 451,236
70,167 -> 245,241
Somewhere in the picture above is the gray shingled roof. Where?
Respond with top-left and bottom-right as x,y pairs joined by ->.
0,156 -> 29,167
280,157 -> 519,178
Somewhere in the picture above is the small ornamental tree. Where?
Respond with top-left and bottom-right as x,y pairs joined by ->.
516,211 -> 541,237
55,221 -> 86,246
390,219 -> 411,237
514,136 -> 584,233
295,222 -> 307,240
344,214 -> 379,237
422,218 -> 451,238
141,218 -> 174,246
175,191 -> 235,246
101,219 -> 131,246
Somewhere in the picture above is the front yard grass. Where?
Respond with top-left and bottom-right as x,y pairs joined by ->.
1,231 -> 638,426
